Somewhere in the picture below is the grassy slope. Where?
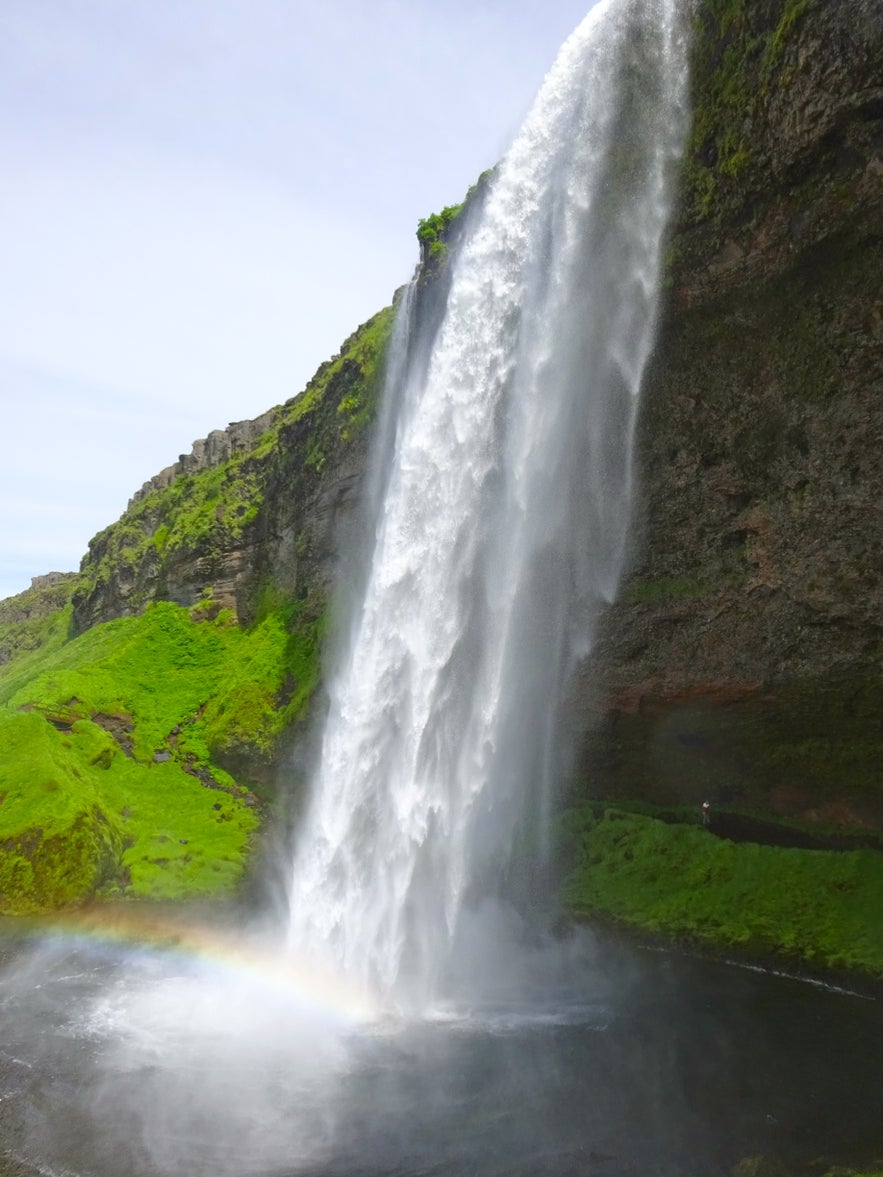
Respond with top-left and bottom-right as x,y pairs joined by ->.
559,807 -> 883,978
0,582 -> 322,915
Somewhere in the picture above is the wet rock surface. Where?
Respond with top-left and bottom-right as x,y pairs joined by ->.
581,0 -> 883,829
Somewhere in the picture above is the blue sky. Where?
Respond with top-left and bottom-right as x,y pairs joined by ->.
0,0 -> 593,602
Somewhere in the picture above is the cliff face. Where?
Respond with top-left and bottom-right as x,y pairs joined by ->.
127,411 -> 277,506
579,0 -> 883,828
71,305 -> 396,635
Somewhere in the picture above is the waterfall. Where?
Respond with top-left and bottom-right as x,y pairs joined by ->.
288,0 -> 689,1010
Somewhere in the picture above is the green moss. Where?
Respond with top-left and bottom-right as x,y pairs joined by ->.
558,807 -> 883,977
770,0 -> 815,53
681,0 -> 817,225
0,710 -> 125,912
0,596 -> 329,911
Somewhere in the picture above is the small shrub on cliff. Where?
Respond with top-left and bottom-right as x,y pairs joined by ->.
417,203 -> 464,261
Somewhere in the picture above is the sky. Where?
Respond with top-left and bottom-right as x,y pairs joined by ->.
0,0 -> 595,602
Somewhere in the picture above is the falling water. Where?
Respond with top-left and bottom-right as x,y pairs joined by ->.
288,0 -> 689,1009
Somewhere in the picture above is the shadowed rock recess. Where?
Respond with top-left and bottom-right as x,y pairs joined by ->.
0,0 -> 881,977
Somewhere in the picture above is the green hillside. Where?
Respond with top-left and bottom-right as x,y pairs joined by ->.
0,596 -> 323,912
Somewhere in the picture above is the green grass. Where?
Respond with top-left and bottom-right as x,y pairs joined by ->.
0,709 -> 123,911
558,807 -> 883,977
3,601 -> 290,759
0,708 -> 252,908
0,598 -> 324,912
0,578 -> 78,679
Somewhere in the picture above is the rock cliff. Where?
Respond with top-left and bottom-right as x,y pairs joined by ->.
127,411 -> 276,506
70,305 -> 397,634
578,0 -> 883,829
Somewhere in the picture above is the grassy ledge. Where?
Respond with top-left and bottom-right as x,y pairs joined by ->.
558,806 -> 883,978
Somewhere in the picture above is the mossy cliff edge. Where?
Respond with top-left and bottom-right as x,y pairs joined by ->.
0,0 -> 881,980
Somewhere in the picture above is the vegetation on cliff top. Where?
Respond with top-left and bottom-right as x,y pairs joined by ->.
681,0 -> 818,222
417,203 -> 464,260
415,169 -> 494,269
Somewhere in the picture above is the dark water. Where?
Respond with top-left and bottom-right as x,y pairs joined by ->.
0,925 -> 880,1177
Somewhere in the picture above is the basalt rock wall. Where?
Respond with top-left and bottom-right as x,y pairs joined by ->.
576,0 -> 883,829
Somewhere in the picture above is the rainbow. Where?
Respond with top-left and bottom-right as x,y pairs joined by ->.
12,906 -> 379,1026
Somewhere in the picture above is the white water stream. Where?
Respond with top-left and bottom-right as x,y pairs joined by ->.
288,0 -> 690,1009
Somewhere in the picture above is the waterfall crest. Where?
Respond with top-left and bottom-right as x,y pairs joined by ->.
288,0 -> 689,1010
